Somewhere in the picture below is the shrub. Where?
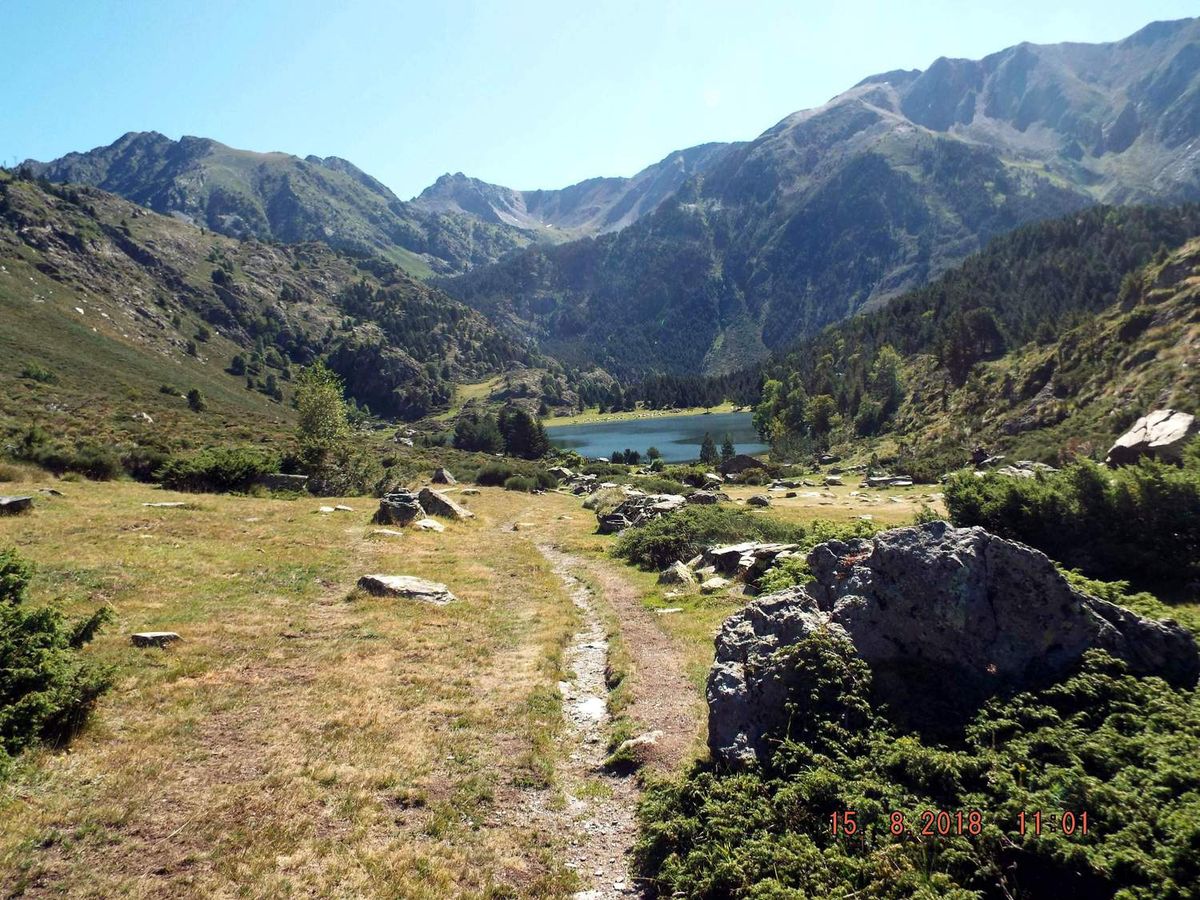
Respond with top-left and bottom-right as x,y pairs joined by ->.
156,447 -> 280,493
944,456 -> 1200,587
503,475 -> 537,492
476,462 -> 556,490
16,431 -> 121,480
629,476 -> 693,496
475,462 -> 517,486
19,363 -> 56,384
615,507 -> 806,570
0,548 -> 112,778
186,388 -> 206,412
635,633 -> 1200,899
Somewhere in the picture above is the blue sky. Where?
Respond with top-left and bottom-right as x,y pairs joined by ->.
3,0 -> 1195,198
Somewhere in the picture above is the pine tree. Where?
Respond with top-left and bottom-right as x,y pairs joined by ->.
699,432 -> 719,465
721,434 -> 736,463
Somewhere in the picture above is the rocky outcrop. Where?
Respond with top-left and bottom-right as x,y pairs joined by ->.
686,490 -> 729,505
1106,409 -> 1197,467
707,521 -> 1199,767
373,490 -> 425,526
596,493 -> 686,534
418,487 -> 475,520
357,574 -> 457,604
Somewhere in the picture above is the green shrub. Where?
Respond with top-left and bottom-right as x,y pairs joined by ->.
15,430 -> 122,480
0,548 -> 112,778
635,632 -> 1200,899
629,476 -> 693,496
476,461 -> 556,490
476,462 -> 518,486
156,447 -> 280,493
503,475 -> 537,492
944,456 -> 1200,587
18,363 -> 56,384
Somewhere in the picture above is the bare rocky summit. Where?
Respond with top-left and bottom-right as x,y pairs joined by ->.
708,521 -> 1199,767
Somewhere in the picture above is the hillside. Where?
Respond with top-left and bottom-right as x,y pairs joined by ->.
411,142 -> 734,240
441,17 -> 1200,378
752,203 -> 1200,472
0,170 -> 532,455
21,132 -> 535,277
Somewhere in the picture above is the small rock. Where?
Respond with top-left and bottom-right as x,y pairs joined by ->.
131,631 -> 181,648
357,574 -> 456,604
656,607 -> 684,614
824,475 -> 844,486
414,518 -> 445,533
333,505 -> 354,512
701,576 -> 731,594
460,488 -> 481,496
374,490 -> 425,526
371,529 -> 405,537
747,495 -> 771,507
143,501 -> 187,508
318,506 -> 336,513
38,488 -> 65,496
658,560 -> 697,586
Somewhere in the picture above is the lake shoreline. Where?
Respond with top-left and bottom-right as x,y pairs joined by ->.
544,402 -> 741,429
548,410 -> 767,464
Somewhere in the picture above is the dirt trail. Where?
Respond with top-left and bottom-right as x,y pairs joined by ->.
534,544 -> 702,899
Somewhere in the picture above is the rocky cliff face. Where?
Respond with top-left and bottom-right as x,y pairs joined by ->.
707,522 -> 1199,767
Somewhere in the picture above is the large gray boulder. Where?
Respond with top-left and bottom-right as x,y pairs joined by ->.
0,496 -> 33,515
595,492 -> 686,533
707,521 -> 1199,768
357,575 -> 456,604
1106,409 -> 1197,467
418,487 -> 475,520
373,490 -> 425,526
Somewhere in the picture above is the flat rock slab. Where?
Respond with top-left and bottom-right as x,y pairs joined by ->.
371,529 -> 405,538
132,631 -> 181,648
418,488 -> 475,520
0,496 -> 33,515
143,502 -> 187,508
414,518 -> 445,533
357,574 -> 456,604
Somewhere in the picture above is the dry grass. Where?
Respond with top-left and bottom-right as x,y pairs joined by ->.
0,480 -> 585,898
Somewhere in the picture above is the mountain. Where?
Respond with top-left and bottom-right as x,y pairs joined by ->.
752,202 -> 1200,476
441,17 -> 1200,378
0,169 -> 532,452
410,142 -> 735,239
20,132 -> 537,277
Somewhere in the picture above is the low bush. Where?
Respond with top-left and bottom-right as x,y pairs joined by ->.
503,475 -> 537,492
0,548 -> 112,779
944,453 -> 1200,588
635,630 -> 1200,898
18,363 -> 56,384
476,461 -> 557,490
629,476 -> 693,496
156,447 -> 280,493
616,507 -> 795,570
15,429 -> 122,480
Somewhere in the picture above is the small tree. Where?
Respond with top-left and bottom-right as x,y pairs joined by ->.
229,354 -> 247,376
721,434 -> 736,463
295,362 -> 351,469
647,446 -> 662,461
186,388 -> 206,412
699,432 -> 719,465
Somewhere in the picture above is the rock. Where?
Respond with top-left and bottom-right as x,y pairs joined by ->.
707,522 -> 1200,767
511,522 -> 536,531
460,488 -> 481,495
0,496 -> 33,515
747,495 -> 771,507
431,467 -> 457,485
318,506 -> 336,513
658,561 -> 698,586
595,492 -> 686,533
131,411 -> 154,424
1106,409 -> 1198,467
548,465 -> 574,480
371,529 -> 405,538
686,490 -> 728,505
656,607 -> 684,614
131,631 -> 180,648
701,576 -> 732,594
143,501 -> 187,508
597,513 -> 632,535
823,475 -> 843,486
373,491 -> 425,526
357,574 -> 456,604
703,472 -> 724,486
718,454 -> 766,476
255,473 -> 310,492
785,491 -> 797,498
611,729 -> 664,767
818,453 -> 841,465
418,488 -> 475,520
38,488 -> 64,496
414,518 -> 445,533
334,505 -> 354,512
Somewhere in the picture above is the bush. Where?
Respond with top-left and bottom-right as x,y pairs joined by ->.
944,456 -> 1200,588
615,507 -> 806,570
156,447 -> 280,493
19,363 -> 56,384
503,475 -> 537,492
476,461 -> 556,490
629,476 -> 694,496
0,548 -> 112,778
15,430 -> 122,480
635,633 -> 1200,899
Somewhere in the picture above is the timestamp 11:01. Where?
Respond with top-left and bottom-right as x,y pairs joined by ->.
830,810 -> 1090,837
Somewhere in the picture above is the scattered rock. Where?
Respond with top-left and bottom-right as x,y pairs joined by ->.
418,487 -> 475,520
824,475 -> 843,486
460,488 -> 481,496
747,495 -> 771,507
0,496 -> 33,515
374,490 -> 425,526
703,472 -> 724,486
701,576 -> 732,594
254,473 -> 310,492
371,529 -> 405,538
1106,409 -> 1197,467
414,518 -> 446,533
357,574 -> 456,604
595,492 -> 686,534
143,501 -> 187,508
655,607 -> 684,615
718,454 -> 766,476
611,729 -> 664,767
686,490 -> 728,505
131,631 -> 181,648
785,491 -> 797,498
658,561 -> 697,587
431,467 -> 457,485
131,411 -> 154,424
548,465 -> 574,480
38,488 -> 64,496
317,506 -> 336,513
707,521 -> 1200,767
334,504 -> 354,512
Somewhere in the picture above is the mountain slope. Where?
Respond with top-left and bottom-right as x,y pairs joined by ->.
411,142 -> 735,239
21,132 -> 535,277
441,17 -> 1200,378
0,170 -> 531,451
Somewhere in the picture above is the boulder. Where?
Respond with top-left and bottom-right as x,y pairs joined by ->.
595,492 -> 686,533
707,521 -> 1200,767
548,465 -> 574,480
1106,409 -> 1197,467
703,472 -> 724,486
131,631 -> 181,648
718,454 -> 766,476
0,496 -> 33,515
431,467 -> 457,485
373,491 -> 425,526
658,561 -> 697,587
418,488 -> 475,520
357,574 -> 456,604
686,490 -> 728,505
701,576 -> 732,594
747,495 -> 771,508
823,475 -> 843,486
255,473 -> 310,492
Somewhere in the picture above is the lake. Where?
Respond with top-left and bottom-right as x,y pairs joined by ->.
547,411 -> 767,463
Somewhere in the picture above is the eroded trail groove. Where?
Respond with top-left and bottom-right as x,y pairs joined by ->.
535,544 -> 702,899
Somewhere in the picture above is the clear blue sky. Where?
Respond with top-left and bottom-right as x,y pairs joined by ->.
3,0 -> 1195,198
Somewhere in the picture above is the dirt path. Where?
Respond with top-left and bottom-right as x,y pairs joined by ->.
534,544 -> 702,899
